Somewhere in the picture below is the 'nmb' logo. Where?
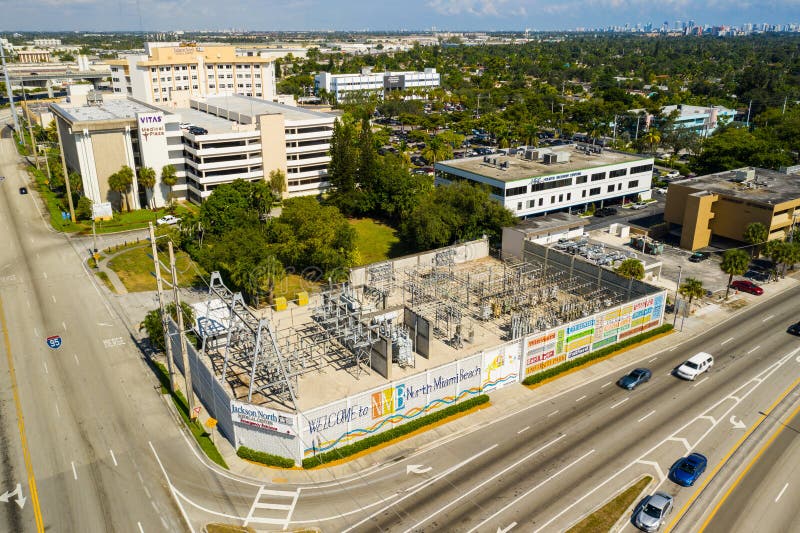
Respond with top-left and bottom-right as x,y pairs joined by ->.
371,384 -> 405,419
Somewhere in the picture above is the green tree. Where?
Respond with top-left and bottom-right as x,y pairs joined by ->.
679,277 -> 705,313
199,179 -> 272,235
421,135 -> 453,165
642,129 -> 661,155
161,164 -> 178,205
75,196 -> 93,221
137,166 -> 157,208
767,240 -> 794,277
743,222 -> 768,258
615,258 -> 645,280
108,165 -> 133,212
356,118 -> 379,194
327,119 -> 359,195
140,302 -> 195,353
692,127 -> 792,175
267,169 -> 287,201
720,249 -> 750,299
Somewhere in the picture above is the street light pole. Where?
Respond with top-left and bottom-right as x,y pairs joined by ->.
673,265 -> 683,327
0,39 -> 21,141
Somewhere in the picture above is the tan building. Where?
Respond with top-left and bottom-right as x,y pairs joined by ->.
664,167 -> 800,250
108,42 -> 276,107
17,50 -> 50,63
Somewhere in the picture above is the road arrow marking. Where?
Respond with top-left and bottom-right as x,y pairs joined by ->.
729,415 -> 746,430
406,464 -> 432,475
497,522 -> 517,533
0,484 -> 25,508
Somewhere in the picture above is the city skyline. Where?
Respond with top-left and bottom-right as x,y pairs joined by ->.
0,0 -> 798,32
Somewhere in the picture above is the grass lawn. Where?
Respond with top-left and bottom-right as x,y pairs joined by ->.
108,245 -> 203,292
349,218 -> 403,265
566,476 -> 652,533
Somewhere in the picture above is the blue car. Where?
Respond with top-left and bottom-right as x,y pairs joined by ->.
617,368 -> 652,390
670,453 -> 707,486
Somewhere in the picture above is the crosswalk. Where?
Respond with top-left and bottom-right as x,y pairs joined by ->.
243,485 -> 300,530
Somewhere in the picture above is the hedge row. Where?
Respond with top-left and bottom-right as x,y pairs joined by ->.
522,323 -> 674,386
237,446 -> 295,468
302,394 -> 490,469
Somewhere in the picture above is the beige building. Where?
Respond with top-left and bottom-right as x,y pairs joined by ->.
108,42 -> 276,107
664,167 -> 800,250
17,50 -> 50,63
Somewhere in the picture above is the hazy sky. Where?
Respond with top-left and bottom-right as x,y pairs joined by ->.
0,0 -> 797,32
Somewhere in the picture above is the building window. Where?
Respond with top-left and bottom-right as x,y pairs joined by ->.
582,190 -> 586,198
590,187 -> 601,196
528,200 -> 535,208
610,168 -> 628,178
629,180 -> 639,188
567,193 -> 571,200
505,185 -> 527,197
617,183 -> 622,190
576,175 -> 588,184
607,185 -> 615,193
517,202 -> 522,210
558,194 -> 563,202
255,83 -> 261,88
538,198 -> 543,206
551,195 -> 555,203
631,164 -> 653,174
591,172 -> 605,181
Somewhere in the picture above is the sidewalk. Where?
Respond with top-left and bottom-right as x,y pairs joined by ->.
191,273 -> 800,484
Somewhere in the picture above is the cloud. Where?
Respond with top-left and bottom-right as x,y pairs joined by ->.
427,0 -> 510,16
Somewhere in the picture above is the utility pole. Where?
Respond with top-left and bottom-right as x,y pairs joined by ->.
22,83 -> 38,169
0,39 -> 21,143
673,265 -> 683,327
54,116 -> 76,223
169,241 -> 195,415
782,96 -> 788,115
745,100 -> 753,128
149,222 -> 176,393
40,144 -> 51,186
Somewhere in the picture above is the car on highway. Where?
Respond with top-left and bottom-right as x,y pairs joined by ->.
787,322 -> 800,336
688,251 -> 710,263
676,352 -> 714,380
730,279 -> 763,295
670,452 -> 707,486
617,368 -> 652,390
19,186 -> 28,194
156,214 -> 180,226
634,491 -> 673,532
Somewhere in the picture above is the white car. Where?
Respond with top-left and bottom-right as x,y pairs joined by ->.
630,202 -> 648,210
156,215 -> 180,226
665,170 -> 681,179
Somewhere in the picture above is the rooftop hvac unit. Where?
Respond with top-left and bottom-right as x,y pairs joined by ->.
524,149 -> 536,160
543,153 -> 558,164
554,151 -> 571,163
484,156 -> 490,163
734,168 -> 756,181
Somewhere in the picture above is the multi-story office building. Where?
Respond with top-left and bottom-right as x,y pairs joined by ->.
435,145 -> 654,218
50,94 -> 334,210
108,42 -> 277,108
32,38 -> 62,47
314,67 -> 440,102
631,104 -> 736,138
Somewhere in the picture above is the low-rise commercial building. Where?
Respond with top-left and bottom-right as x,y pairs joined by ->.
314,67 -> 440,101
435,145 -> 654,218
664,167 -> 800,250
631,104 -> 735,138
108,42 -> 277,107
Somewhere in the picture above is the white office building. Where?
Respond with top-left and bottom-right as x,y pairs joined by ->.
435,145 -> 654,218
314,67 -> 440,102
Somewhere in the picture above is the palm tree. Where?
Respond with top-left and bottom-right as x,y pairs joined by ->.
421,135 -> 452,165
679,277 -> 705,313
642,129 -> 661,155
107,170 -> 131,212
117,165 -> 134,211
720,249 -> 750,299
161,164 -> 178,205
743,222 -> 768,258
768,240 -> 794,277
137,166 -> 157,208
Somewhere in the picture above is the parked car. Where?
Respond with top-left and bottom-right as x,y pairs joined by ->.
688,252 -> 710,263
156,215 -> 180,226
670,452 -> 708,486
750,258 -> 774,272
634,492 -> 673,532
730,279 -> 763,295
594,207 -> 618,217
676,352 -> 714,381
787,322 -> 800,336
744,269 -> 770,282
187,126 -> 208,135
617,368 -> 652,390
630,202 -> 648,210
665,170 -> 681,179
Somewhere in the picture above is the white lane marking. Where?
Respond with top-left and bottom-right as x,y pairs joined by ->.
110,449 -> 118,467
775,483 -> 789,503
601,382 -> 612,388
55,403 -> 60,417
33,327 -> 39,337
747,345 -> 761,354
71,461 -> 78,480
399,436 -> 566,533
43,362 -> 48,374
42,271 -> 47,279
693,377 -> 709,387
575,395 -> 587,402
517,426 -> 530,435
143,486 -> 151,499
62,321 -> 67,331
610,398 -> 629,409
547,410 -> 559,418
649,356 -> 658,362
721,337 -> 734,345
638,410 -> 656,423
498,522 -> 517,533
284,488 -> 301,529
466,450 -> 596,533
637,460 -> 668,484
669,346 -> 677,351
137,522 -> 144,533
74,354 -> 80,366
51,295 -> 56,303
762,315 -> 774,322
149,442 -> 196,533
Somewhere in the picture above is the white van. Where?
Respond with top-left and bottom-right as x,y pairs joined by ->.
676,352 -> 714,380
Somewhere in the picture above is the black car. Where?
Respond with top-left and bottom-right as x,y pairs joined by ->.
187,126 -> 208,135
19,187 -> 28,195
788,322 -> 800,336
745,269 -> 770,282
594,207 -> 618,217
688,252 -> 710,263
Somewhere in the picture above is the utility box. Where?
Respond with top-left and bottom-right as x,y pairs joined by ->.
296,291 -> 309,306
274,296 -> 287,311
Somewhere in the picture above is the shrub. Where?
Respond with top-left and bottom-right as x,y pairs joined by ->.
302,394 -> 489,469
237,446 -> 295,468
522,324 -> 673,386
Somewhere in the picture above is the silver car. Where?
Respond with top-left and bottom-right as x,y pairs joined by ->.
634,491 -> 673,532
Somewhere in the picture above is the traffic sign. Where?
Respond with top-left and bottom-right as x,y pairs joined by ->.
46,335 -> 62,350
205,418 -> 218,429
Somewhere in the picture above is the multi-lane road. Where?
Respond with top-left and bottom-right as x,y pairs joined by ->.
3,123 -> 800,532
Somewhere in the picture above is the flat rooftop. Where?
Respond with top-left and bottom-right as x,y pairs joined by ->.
511,213 -> 589,235
437,146 -> 648,184
51,98 -> 162,124
167,106 -> 241,135
673,168 -> 800,206
191,95 -> 334,124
